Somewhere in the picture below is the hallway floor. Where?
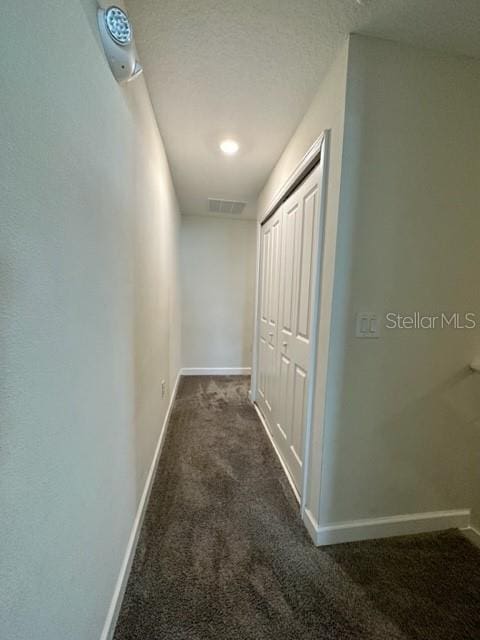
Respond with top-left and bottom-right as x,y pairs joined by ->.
114,376 -> 480,640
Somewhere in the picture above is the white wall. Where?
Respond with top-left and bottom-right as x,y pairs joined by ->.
181,216 -> 257,370
257,43 -> 349,521
319,35 -> 480,528
257,35 -> 480,534
0,1 -> 181,638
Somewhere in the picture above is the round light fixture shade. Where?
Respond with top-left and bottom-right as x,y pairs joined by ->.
220,139 -> 239,155
97,6 -> 143,83
104,6 -> 132,45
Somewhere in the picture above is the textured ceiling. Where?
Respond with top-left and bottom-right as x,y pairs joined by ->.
127,0 -> 480,218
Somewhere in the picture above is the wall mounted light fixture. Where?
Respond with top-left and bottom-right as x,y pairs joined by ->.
97,5 -> 143,83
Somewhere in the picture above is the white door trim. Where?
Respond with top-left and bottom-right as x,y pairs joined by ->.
249,220 -> 262,404
261,133 -> 326,225
300,131 -> 329,516
251,131 -> 330,522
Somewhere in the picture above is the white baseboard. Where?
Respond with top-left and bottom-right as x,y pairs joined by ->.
99,371 -> 182,640
462,524 -> 480,548
303,508 -> 321,544
252,401 -> 300,505
306,508 -> 471,546
181,367 -> 251,376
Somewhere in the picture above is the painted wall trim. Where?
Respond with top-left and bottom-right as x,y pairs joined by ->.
305,508 -> 471,546
99,371 -> 182,640
181,367 -> 251,376
249,220 -> 262,404
303,508 -> 321,544
299,131 -> 329,518
252,402 -> 301,505
463,525 -> 480,548
260,133 -> 325,224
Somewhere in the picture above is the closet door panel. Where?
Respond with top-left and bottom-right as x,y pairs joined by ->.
296,186 -> 316,343
281,201 -> 297,335
265,214 -> 281,416
275,197 -> 298,458
287,169 -> 320,489
257,335 -> 267,401
276,166 -> 321,492
256,162 -> 322,497
257,221 -> 271,422
256,209 -> 282,431
291,364 -> 307,469
276,353 -> 291,442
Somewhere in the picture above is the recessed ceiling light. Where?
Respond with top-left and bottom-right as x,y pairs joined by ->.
220,139 -> 239,155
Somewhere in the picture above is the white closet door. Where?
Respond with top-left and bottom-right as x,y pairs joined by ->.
277,165 -> 321,490
256,209 -> 282,429
256,163 -> 322,496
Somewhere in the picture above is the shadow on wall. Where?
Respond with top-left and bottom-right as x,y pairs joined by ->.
349,364 -> 479,511
125,74 -> 182,502
83,0 -> 182,502
322,329 -> 480,524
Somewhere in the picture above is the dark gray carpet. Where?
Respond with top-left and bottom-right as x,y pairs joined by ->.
114,375 -> 480,640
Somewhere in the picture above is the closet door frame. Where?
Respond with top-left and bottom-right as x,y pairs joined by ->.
251,130 -> 330,520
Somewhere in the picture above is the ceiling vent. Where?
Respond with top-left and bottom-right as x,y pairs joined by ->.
208,198 -> 246,215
